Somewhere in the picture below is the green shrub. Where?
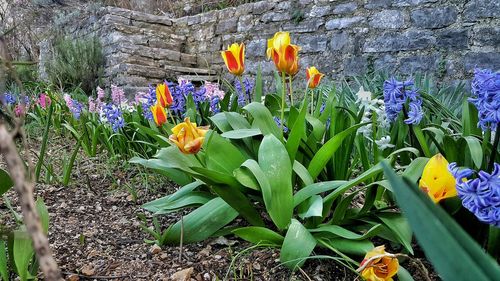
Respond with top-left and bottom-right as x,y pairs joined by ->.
47,36 -> 104,95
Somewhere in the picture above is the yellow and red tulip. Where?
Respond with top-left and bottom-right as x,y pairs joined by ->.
156,82 -> 173,108
221,43 -> 245,76
267,31 -> 300,76
151,102 -> 167,127
169,117 -> 209,154
306,66 -> 325,89
419,153 -> 457,203
360,246 -> 399,281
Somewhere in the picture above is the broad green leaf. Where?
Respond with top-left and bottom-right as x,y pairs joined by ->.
308,123 -> 366,178
292,160 -> 314,187
233,166 -> 260,191
280,219 -> 317,269
210,113 -> 232,132
36,198 -> 49,234
204,131 -> 247,174
310,224 -> 381,240
224,112 -> 252,129
153,192 -> 214,215
190,167 -> 240,187
298,195 -> 323,219
129,157 -> 192,185
0,169 -> 13,197
402,157 -> 429,183
232,226 -> 284,246
463,136 -> 483,169
12,231 -> 34,281
165,197 -> 238,244
377,212 -> 413,254
318,238 -> 373,255
211,185 -> 264,226
254,64 -> 263,102
221,129 -> 261,139
142,181 -> 204,213
383,163 -> 500,281
286,100 -> 307,162
305,115 -> 325,141
0,241 -> 8,281
294,181 -> 346,207
244,102 -> 282,140
258,135 -> 293,229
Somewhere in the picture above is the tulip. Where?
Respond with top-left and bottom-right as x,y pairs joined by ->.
267,32 -> 300,76
156,82 -> 173,108
360,246 -> 399,281
306,66 -> 325,89
151,102 -> 167,127
169,117 -> 209,154
221,43 -> 245,76
419,153 -> 457,203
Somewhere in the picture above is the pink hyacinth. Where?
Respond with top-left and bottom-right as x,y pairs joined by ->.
38,93 -> 51,109
97,86 -> 106,101
14,104 -> 25,117
111,85 -> 126,105
88,97 -> 97,112
204,81 -> 225,99
63,93 -> 73,108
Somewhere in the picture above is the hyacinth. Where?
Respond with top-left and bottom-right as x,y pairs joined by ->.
204,81 -> 225,100
448,163 -> 500,227
192,86 -> 208,107
468,68 -> 500,131
357,98 -> 390,138
111,85 -> 127,105
14,104 -> 25,117
273,116 -> 289,133
375,136 -> 395,150
3,92 -> 17,105
139,87 -> 157,121
38,93 -> 51,109
70,99 -> 83,119
100,103 -> 125,132
88,97 -> 97,113
383,77 -> 424,124
170,80 -> 188,114
234,78 -> 253,107
210,96 -> 220,114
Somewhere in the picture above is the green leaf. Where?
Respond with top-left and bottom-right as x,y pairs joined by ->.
383,163 -> 500,281
0,169 -> 13,197
12,231 -> 34,281
210,113 -> 232,132
463,136 -> 483,169
142,181 -> 204,212
310,224 -> 381,240
292,160 -> 314,186
129,156 -> 192,185
254,64 -> 263,102
280,219 -> 317,269
298,195 -> 323,219
36,198 -> 49,234
376,212 -> 413,254
233,166 -> 260,191
318,238 -> 373,256
204,131 -> 247,174
153,192 -> 214,215
0,241 -> 8,281
244,102 -> 282,140
397,266 -> 415,281
221,128 -> 262,139
258,134 -> 293,229
210,185 -> 264,226
286,100 -> 307,162
308,123 -> 366,179
232,226 -> 284,246
165,197 -> 238,244
293,181 -> 346,207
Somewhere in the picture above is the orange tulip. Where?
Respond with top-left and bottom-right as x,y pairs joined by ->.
221,43 -> 245,76
306,66 -> 325,89
151,102 -> 167,127
169,117 -> 209,154
156,82 -> 173,108
360,246 -> 399,281
267,31 -> 300,76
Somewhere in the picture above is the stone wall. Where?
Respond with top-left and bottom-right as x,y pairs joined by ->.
47,0 -> 500,92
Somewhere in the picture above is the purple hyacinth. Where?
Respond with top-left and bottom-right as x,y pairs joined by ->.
70,100 -> 83,119
235,78 -> 253,107
170,81 -> 187,115
468,69 -> 500,131
448,162 -> 500,227
192,86 -> 208,107
383,77 -> 424,124
210,96 -> 220,114
273,116 -> 289,133
101,103 -> 125,132
139,86 -> 157,121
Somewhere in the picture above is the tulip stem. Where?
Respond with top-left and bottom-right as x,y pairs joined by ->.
288,75 -> 293,106
280,71 -> 286,134
167,108 -> 176,125
487,123 -> 500,172
238,76 -> 248,105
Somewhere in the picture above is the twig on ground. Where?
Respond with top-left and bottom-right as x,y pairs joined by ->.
62,271 -> 149,280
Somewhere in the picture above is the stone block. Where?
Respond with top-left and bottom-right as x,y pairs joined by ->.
398,54 -> 440,74
364,0 -> 392,10
329,32 -> 349,51
297,35 -> 328,53
464,52 -> 500,72
253,1 -> 276,15
309,5 -> 331,17
393,0 -> 438,7
238,15 -> 254,32
473,26 -> 500,47
325,17 -> 365,30
464,0 -> 500,21
436,29 -> 469,49
246,39 -> 267,57
332,3 -> 358,14
411,6 -> 457,29
261,12 -> 292,23
215,18 -> 238,35
282,18 -> 324,33
344,56 -> 368,76
370,10 -> 405,29
363,30 -> 435,52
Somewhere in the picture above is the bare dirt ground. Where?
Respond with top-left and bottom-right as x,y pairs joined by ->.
1,136 -> 439,280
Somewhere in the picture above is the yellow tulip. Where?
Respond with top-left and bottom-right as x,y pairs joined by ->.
169,117 -> 209,154
267,31 -> 300,76
306,66 -> 325,89
156,82 -> 173,108
150,102 -> 167,127
221,43 -> 245,76
360,246 -> 399,281
419,153 -> 457,203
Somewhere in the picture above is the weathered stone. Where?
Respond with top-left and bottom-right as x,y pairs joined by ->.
344,57 -> 367,76
332,3 -> 358,14
393,0 -> 438,7
329,32 -> 349,51
464,0 -> 500,21
364,30 -> 435,52
398,54 -> 440,74
309,5 -> 331,17
297,35 -> 328,53
364,0 -> 392,10
436,29 -> 469,49
185,15 -> 200,26
215,18 -> 238,34
370,10 -> 405,29
246,39 -> 267,57
261,12 -> 292,23
253,1 -> 276,15
464,52 -> 500,72
411,6 -> 457,29
282,18 -> 324,33
374,54 -> 397,72
473,26 -> 500,47
325,16 -> 364,30
276,1 -> 292,10
237,14 -> 254,32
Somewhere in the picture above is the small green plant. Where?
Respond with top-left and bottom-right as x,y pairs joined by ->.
138,215 -> 171,246
47,36 -> 104,94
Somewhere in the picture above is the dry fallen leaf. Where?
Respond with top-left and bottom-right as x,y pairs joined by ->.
80,264 -> 95,276
171,267 -> 194,281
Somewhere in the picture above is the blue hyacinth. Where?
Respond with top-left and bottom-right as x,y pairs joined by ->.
102,103 -> 125,132
448,162 -> 500,227
235,78 -> 253,107
70,100 -> 83,119
273,116 -> 289,133
210,96 -> 220,114
2,92 -> 17,105
170,81 -> 187,115
141,86 -> 157,121
468,69 -> 500,131
383,77 -> 424,124
192,86 -> 208,108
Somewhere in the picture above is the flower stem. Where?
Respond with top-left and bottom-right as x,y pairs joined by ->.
238,76 -> 248,105
487,123 -> 500,172
167,108 -> 176,125
280,71 -> 286,133
288,75 -> 293,106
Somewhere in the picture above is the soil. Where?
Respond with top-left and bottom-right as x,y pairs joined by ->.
0,136 -> 440,281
